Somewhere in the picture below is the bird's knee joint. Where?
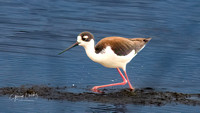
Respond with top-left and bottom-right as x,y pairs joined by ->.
123,80 -> 127,84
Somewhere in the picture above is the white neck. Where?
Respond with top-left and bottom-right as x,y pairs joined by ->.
81,39 -> 101,63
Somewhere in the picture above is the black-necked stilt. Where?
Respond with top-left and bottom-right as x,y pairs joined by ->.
59,31 -> 151,92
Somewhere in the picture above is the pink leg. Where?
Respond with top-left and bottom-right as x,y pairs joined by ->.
124,71 -> 134,90
92,68 -> 127,92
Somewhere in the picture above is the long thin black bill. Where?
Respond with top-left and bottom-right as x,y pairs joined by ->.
58,42 -> 79,55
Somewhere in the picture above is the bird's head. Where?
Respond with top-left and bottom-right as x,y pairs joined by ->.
77,31 -> 94,47
58,31 -> 94,55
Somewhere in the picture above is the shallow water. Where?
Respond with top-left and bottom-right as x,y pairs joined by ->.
0,96 -> 199,113
0,0 -> 200,112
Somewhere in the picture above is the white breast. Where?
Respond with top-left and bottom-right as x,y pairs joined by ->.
86,46 -> 137,71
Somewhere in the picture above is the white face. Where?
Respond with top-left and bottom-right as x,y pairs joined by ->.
77,35 -> 90,47
76,31 -> 94,47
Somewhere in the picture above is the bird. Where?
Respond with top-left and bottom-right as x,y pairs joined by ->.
59,31 -> 151,92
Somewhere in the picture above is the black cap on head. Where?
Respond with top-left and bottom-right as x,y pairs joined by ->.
79,31 -> 94,42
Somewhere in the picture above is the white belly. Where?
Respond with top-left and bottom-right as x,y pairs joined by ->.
87,46 -> 137,70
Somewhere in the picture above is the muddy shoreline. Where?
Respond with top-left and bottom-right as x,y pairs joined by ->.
0,85 -> 200,106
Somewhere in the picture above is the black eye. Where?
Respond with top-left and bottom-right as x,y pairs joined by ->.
82,35 -> 88,41
82,37 -> 86,41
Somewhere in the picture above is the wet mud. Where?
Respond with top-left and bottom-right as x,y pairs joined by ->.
0,85 -> 200,106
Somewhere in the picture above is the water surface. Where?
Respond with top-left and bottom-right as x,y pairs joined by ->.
0,0 -> 200,112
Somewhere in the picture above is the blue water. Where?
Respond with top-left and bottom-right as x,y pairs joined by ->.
0,0 -> 200,112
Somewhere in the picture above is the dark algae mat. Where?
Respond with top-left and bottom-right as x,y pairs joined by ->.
0,85 -> 200,106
